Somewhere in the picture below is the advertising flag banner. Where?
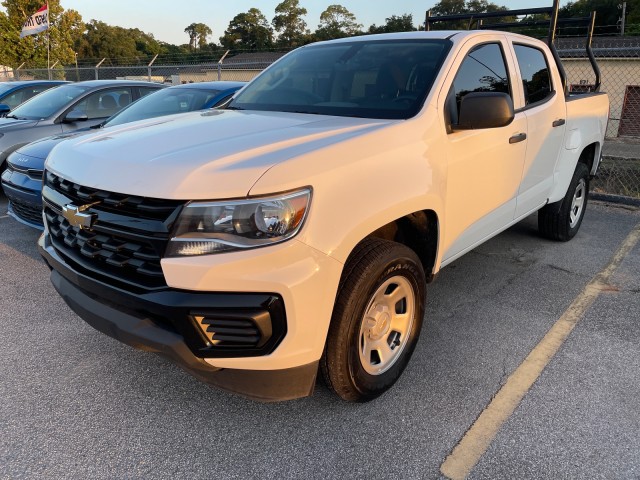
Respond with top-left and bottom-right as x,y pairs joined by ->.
20,4 -> 49,38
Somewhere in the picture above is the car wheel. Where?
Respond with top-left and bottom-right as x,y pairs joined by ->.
538,162 -> 590,242
321,238 -> 426,402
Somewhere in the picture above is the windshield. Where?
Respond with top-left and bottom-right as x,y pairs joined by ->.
104,87 -> 223,127
0,84 -> 18,97
229,39 -> 451,119
10,84 -> 90,120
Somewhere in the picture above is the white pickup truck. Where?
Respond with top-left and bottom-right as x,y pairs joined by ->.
39,26 -> 609,401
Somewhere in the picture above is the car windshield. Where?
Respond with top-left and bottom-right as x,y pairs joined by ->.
104,87 -> 223,127
228,39 -> 451,120
10,84 -> 90,120
0,83 -> 18,97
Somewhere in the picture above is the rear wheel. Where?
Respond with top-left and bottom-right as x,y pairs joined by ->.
538,162 -> 590,242
321,238 -> 426,402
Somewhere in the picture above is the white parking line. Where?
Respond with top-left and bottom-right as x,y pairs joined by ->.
440,222 -> 640,480
0,215 -> 9,219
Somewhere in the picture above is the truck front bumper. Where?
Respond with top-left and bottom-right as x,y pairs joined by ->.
39,233 -> 326,401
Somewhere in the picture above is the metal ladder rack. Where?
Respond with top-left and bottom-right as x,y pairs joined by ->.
424,0 -> 601,93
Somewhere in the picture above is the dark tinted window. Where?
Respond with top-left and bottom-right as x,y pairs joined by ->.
514,45 -> 552,105
71,88 -> 133,119
3,85 -> 52,108
0,87 -> 29,108
453,43 -> 511,115
138,87 -> 161,98
10,84 -> 90,120
229,40 -> 452,120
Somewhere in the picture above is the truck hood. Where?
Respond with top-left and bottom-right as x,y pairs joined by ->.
46,110 -> 392,199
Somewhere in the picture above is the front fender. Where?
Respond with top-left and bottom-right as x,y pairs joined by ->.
249,114 -> 447,270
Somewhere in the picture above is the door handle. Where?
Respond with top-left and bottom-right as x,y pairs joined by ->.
552,119 -> 566,127
509,133 -> 527,144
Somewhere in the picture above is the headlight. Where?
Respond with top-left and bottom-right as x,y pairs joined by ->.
165,188 -> 311,257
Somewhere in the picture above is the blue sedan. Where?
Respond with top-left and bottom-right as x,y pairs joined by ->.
0,80 -> 68,115
1,81 -> 245,229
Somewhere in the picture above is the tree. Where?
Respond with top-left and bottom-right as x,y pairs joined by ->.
195,23 -> 212,50
129,28 -> 163,56
368,14 -> 416,34
628,4 -> 640,34
184,22 -> 212,51
184,23 -> 197,50
220,8 -> 273,50
429,0 -> 467,16
561,0 -> 640,35
272,0 -> 308,48
315,4 -> 362,40
427,0 -> 511,29
0,0 -> 84,68
77,20 -> 163,64
79,20 -> 139,61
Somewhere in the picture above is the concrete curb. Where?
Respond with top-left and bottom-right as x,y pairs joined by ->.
591,192 -> 640,207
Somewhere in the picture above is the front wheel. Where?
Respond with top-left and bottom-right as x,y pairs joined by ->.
321,238 -> 426,402
538,162 -> 590,242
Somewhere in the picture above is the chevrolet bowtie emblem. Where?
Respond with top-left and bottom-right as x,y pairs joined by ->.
62,202 -> 100,230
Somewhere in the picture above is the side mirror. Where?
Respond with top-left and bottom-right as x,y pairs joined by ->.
455,92 -> 514,130
64,110 -> 88,123
0,104 -> 10,116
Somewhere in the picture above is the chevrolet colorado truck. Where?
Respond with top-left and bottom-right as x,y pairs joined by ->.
38,12 -> 609,402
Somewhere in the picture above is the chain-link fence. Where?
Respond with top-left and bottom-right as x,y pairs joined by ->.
2,40 -> 639,198
556,37 -> 640,199
3,51 -> 285,84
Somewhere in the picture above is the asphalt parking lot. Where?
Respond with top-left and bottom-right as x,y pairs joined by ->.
1,194 -> 639,479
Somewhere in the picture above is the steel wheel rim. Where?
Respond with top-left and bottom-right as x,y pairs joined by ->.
358,275 -> 416,375
569,179 -> 586,228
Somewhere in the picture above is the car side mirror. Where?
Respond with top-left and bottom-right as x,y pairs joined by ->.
454,92 -> 514,130
64,110 -> 89,123
0,104 -> 10,116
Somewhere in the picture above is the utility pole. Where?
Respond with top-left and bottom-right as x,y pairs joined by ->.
619,1 -> 627,36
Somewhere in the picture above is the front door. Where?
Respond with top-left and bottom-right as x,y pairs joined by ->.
440,37 -> 528,264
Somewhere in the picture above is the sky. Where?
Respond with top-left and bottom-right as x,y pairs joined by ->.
56,0 -> 573,46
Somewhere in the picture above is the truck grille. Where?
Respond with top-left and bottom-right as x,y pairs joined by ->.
43,171 -> 185,291
11,199 -> 43,225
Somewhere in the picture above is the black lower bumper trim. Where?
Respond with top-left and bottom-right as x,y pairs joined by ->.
40,234 -> 317,402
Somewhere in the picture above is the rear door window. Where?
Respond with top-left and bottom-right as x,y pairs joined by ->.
72,88 -> 133,119
513,44 -> 553,105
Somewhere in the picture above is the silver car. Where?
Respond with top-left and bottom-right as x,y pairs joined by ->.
0,79 -> 164,175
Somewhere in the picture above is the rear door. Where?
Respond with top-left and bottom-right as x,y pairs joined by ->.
439,35 -> 528,263
510,41 -> 567,217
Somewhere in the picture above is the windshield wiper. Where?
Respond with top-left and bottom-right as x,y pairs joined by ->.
225,105 -> 244,110
5,114 -> 22,120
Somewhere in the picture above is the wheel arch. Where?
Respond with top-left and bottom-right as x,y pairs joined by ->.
577,141 -> 600,176
362,209 -> 440,282
548,141 -> 600,204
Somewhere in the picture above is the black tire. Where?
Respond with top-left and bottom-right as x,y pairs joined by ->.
321,238 -> 426,402
538,162 -> 590,242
